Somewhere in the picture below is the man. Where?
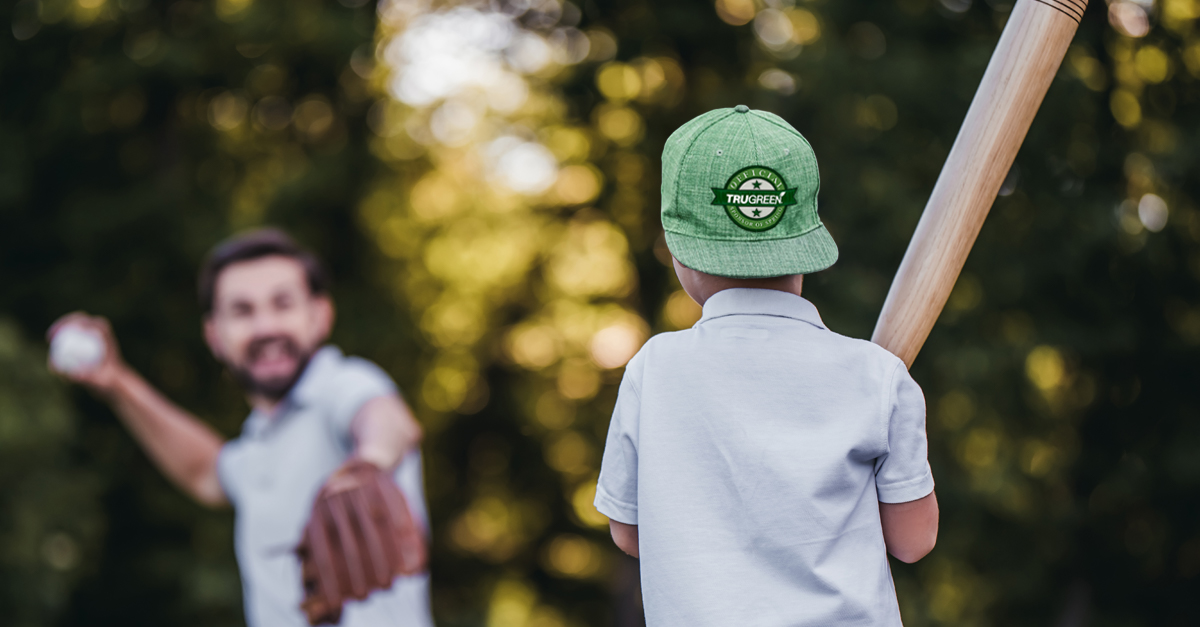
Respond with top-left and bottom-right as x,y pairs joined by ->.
48,228 -> 433,627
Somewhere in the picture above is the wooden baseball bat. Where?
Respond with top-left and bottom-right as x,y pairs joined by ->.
871,0 -> 1087,367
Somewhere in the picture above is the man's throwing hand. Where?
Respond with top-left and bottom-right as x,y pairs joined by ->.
47,312 -> 125,394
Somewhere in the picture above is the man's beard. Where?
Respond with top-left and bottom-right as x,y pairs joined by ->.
226,335 -> 315,402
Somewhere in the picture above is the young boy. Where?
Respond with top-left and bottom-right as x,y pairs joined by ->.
595,105 -> 938,625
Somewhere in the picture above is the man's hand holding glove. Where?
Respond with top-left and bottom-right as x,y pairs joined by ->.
296,460 -> 427,625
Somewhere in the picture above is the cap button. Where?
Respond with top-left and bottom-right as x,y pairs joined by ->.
734,104 -> 750,113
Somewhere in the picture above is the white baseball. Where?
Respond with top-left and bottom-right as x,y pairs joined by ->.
50,325 -> 107,374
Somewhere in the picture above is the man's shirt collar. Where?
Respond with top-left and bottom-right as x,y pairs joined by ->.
288,345 -> 342,408
697,288 -> 826,330
243,345 -> 342,437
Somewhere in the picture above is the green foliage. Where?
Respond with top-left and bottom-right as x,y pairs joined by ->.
0,319 -> 105,626
1,0 -> 391,624
3,0 -> 1200,626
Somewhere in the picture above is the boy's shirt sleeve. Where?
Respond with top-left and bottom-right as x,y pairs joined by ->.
875,360 -> 936,503
594,351 -> 643,525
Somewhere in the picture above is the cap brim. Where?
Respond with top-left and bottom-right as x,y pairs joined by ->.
664,225 -> 839,278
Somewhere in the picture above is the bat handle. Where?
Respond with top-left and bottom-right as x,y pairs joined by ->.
871,0 -> 1087,367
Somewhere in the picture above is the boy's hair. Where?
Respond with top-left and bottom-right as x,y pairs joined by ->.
197,228 -> 331,316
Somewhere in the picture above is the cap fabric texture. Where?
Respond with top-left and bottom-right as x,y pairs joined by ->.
661,106 -> 838,278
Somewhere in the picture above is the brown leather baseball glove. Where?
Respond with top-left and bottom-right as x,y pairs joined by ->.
296,459 -> 427,625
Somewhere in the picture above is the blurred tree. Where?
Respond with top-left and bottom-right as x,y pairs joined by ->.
0,319 -> 105,627
3,0 -> 1200,626
1,0 -> 396,624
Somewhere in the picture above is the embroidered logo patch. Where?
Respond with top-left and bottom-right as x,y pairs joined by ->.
711,166 -> 799,232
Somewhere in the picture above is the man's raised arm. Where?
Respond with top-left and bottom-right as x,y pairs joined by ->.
49,313 -> 227,507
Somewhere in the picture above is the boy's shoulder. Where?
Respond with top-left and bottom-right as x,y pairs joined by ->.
817,327 -> 907,369
630,327 -> 693,358
620,329 -> 689,378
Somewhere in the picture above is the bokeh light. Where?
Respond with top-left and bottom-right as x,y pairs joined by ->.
9,0 -> 1200,623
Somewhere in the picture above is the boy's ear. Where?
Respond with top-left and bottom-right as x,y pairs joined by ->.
672,257 -> 709,306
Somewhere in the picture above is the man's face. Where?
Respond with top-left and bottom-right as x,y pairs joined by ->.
203,255 -> 333,401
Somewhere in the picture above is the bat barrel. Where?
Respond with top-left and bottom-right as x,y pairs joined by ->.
870,0 -> 1087,367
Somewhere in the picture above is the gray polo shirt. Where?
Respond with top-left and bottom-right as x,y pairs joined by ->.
596,288 -> 934,626
217,346 -> 433,627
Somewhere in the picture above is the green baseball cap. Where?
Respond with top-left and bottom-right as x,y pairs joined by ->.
661,105 -> 838,278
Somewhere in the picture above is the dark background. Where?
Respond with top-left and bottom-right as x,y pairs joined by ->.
2,0 -> 1198,625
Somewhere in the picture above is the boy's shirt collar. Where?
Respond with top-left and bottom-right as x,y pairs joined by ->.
697,288 -> 826,330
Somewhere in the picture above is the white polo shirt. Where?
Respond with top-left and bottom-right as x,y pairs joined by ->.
595,288 -> 934,626
217,346 -> 433,627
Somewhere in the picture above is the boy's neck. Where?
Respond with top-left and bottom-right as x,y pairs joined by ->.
701,280 -> 804,306
673,258 -> 803,306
